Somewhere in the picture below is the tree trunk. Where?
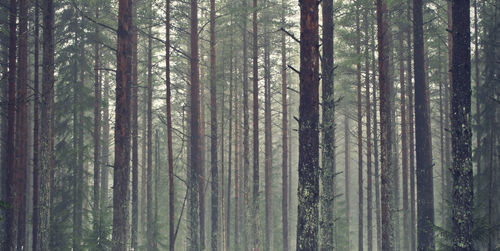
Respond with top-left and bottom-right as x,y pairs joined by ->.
165,0 -> 174,248
297,0 -> 320,250
377,0 -> 395,249
413,0 -> 436,249
101,73 -> 110,215
39,0 -> 55,248
450,1 -> 473,250
131,2 -> 138,249
252,0 -> 260,247
93,4 -> 102,247
320,0 -> 335,250
344,113 -> 350,250
16,0 -> 28,248
355,5 -> 363,251
234,79 -> 240,249
146,8 -> 154,250
242,0 -> 250,248
32,0 -> 40,249
264,0 -> 273,248
209,0 -> 219,249
6,0 -> 18,248
364,10 -> 372,251
188,0 -> 201,249
112,0 -> 132,249
281,0 -> 289,249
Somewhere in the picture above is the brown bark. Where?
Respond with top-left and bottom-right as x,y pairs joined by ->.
188,0 -> 201,248
5,0 -> 18,248
39,0 -> 54,248
450,0 -> 473,249
413,0 -> 436,249
131,2 -> 138,249
355,5 -> 363,251
297,0 -> 320,250
32,0 -> 40,249
377,0 -> 395,249
209,0 -> 219,249
112,0 -> 133,249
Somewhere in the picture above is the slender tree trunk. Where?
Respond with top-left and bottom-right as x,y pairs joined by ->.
320,0 -> 335,250
5,0 -> 18,248
371,44 -> 381,251
93,4 -> 102,247
344,113 -> 350,250
398,27 -> 410,251
112,0 -> 132,249
242,0 -> 250,248
473,0 -> 481,177
32,0 -> 40,249
226,15 -> 234,251
234,79 -> 240,249
165,0 -> 174,248
101,74 -> 110,213
413,0 -> 436,249
450,1 -> 473,250
252,0 -> 260,247
15,0 -> 28,248
39,0 -> 55,249
146,9 -> 154,250
188,0 -> 201,249
297,0 -> 320,250
209,0 -> 219,248
355,5 -> 364,251
73,35 -> 81,251
281,0 -> 289,249
364,10 -> 372,251
131,2 -> 138,249
377,0 -> 395,249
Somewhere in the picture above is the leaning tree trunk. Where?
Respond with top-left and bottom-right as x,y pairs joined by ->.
297,0 -> 320,250
112,0 -> 132,249
450,0 -> 474,250
320,0 -> 335,250
413,0 -> 436,250
377,0 -> 395,249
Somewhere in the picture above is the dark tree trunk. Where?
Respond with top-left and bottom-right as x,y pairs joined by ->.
450,0 -> 473,250
320,0 -> 335,250
281,0 -> 289,249
344,113 -> 350,250
242,0 -> 249,248
188,0 -> 201,249
5,0 -> 18,248
39,0 -> 55,248
131,2 -> 138,249
101,73 -> 110,213
364,10 -> 372,251
112,0 -> 132,249
226,15 -> 234,251
32,0 -> 40,249
355,5 -> 364,251
377,0 -> 395,249
252,0 -> 260,247
73,35 -> 82,251
371,41 -> 381,251
93,4 -> 102,246
209,0 -> 219,249
296,0 -> 320,250
264,0 -> 273,248
15,0 -> 28,248
234,79 -> 240,249
413,0 -> 436,249
165,0 -> 174,248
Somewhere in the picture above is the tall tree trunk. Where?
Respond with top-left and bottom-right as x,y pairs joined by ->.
320,0 -> 335,250
450,1 -> 473,250
355,5 -> 363,251
93,4 -> 102,246
5,0 -> 18,248
344,112 -> 350,250
252,0 -> 260,247
364,10 -> 372,251
32,0 -> 40,249
297,0 -> 319,250
112,0 -> 132,249
413,0 -> 436,249
146,9 -> 154,250
188,0 -> 201,249
39,0 -> 55,248
281,0 -> 289,249
377,0 -> 395,249
101,73 -> 110,214
77,56 -> 85,251
165,0 -> 174,248
226,14 -> 234,251
209,0 -> 219,249
131,2 -> 138,249
398,27 -> 410,251
241,0 -> 250,248
16,0 -> 28,248
371,42 -> 381,251
73,34 -> 82,251
473,0 -> 481,178
234,79 -> 240,249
